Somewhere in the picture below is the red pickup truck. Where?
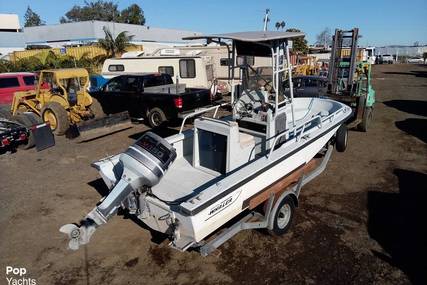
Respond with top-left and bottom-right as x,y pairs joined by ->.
0,72 -> 37,105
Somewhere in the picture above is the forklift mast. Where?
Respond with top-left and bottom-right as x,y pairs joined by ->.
327,28 -> 359,95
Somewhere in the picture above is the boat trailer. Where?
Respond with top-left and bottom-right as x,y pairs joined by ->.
191,144 -> 334,256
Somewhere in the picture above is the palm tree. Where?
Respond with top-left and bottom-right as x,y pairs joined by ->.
98,26 -> 134,58
280,21 -> 286,30
275,22 -> 281,30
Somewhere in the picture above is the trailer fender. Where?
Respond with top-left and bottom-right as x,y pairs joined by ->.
267,191 -> 298,231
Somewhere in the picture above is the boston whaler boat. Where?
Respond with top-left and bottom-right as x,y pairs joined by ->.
60,31 -> 352,255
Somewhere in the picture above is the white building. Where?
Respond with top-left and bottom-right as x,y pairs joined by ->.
0,14 -> 25,59
0,16 -> 203,58
23,21 -> 202,48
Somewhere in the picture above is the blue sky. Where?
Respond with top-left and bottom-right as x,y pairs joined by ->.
1,0 -> 426,46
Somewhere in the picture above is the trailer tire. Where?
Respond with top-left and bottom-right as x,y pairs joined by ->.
269,196 -> 295,236
335,124 -> 348,152
358,107 -> 373,132
147,108 -> 166,128
41,102 -> 69,135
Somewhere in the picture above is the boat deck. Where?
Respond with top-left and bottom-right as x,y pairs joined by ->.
151,156 -> 219,202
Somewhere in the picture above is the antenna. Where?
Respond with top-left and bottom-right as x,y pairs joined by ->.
263,9 -> 270,31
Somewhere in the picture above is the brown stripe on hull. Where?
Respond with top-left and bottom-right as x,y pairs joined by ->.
242,158 -> 319,210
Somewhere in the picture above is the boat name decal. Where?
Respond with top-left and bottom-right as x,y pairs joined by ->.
208,196 -> 233,216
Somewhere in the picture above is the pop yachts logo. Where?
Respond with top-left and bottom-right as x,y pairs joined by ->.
5,266 -> 36,285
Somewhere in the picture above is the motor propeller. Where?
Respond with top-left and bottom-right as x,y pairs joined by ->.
59,222 -> 96,250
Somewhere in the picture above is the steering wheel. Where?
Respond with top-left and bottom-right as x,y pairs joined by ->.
233,99 -> 254,117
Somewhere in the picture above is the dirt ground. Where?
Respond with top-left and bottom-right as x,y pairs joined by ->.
0,64 -> 426,285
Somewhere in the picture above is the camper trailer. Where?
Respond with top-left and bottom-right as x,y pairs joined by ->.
102,55 -> 217,93
101,46 -> 272,95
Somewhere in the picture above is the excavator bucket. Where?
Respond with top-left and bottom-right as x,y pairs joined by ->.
73,111 -> 133,142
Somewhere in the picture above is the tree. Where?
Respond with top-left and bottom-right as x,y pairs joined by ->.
286,28 -> 308,54
275,21 -> 286,30
60,1 -> 120,23
60,1 -> 145,25
24,6 -> 45,27
316,28 -> 332,48
98,26 -> 134,58
120,4 -> 145,25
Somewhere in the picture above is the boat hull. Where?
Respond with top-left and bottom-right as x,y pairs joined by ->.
141,122 -> 342,243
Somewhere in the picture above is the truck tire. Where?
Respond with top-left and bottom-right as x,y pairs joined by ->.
147,108 -> 166,128
0,106 -> 12,120
12,113 -> 38,149
269,196 -> 295,236
358,107 -> 373,132
89,97 -> 105,118
41,102 -> 69,135
335,124 -> 348,152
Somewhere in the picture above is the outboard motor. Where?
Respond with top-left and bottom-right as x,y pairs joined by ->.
60,132 -> 176,250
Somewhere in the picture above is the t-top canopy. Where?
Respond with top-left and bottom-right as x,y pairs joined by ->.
183,31 -> 305,42
183,31 -> 305,56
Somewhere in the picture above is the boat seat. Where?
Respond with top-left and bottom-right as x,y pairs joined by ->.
194,117 -> 256,173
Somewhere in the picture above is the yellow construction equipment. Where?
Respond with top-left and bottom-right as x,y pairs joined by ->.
11,68 -> 130,139
293,55 -> 319,76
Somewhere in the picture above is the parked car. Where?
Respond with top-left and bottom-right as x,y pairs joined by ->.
0,118 -> 29,153
0,72 -> 37,105
284,75 -> 328,98
90,73 -> 217,128
406,57 -> 424,64
378,54 -> 394,64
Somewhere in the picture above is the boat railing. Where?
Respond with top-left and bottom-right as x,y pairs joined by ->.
179,103 -> 228,133
268,107 -> 346,158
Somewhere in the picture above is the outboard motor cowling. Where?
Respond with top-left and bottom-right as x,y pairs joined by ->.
121,132 -> 177,188
60,132 -> 176,250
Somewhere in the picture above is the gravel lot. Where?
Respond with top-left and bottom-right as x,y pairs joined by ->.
0,64 -> 426,284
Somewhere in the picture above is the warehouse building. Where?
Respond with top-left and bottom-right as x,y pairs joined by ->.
23,21 -> 202,48
0,14 -> 25,58
1,15 -> 202,58
376,45 -> 427,57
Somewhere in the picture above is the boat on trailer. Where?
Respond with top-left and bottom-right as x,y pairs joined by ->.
60,31 -> 352,254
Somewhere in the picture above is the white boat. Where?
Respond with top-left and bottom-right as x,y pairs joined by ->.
60,31 -> 352,254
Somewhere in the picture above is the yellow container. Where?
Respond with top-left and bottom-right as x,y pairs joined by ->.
11,45 -> 143,62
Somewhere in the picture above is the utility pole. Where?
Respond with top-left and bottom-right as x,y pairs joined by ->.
263,9 -> 270,31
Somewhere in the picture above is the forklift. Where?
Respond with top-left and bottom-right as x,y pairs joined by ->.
327,28 -> 375,131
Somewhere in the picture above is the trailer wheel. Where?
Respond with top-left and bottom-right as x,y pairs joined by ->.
335,124 -> 348,152
147,108 -> 166,128
41,102 -> 69,135
269,196 -> 295,236
358,107 -> 373,132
